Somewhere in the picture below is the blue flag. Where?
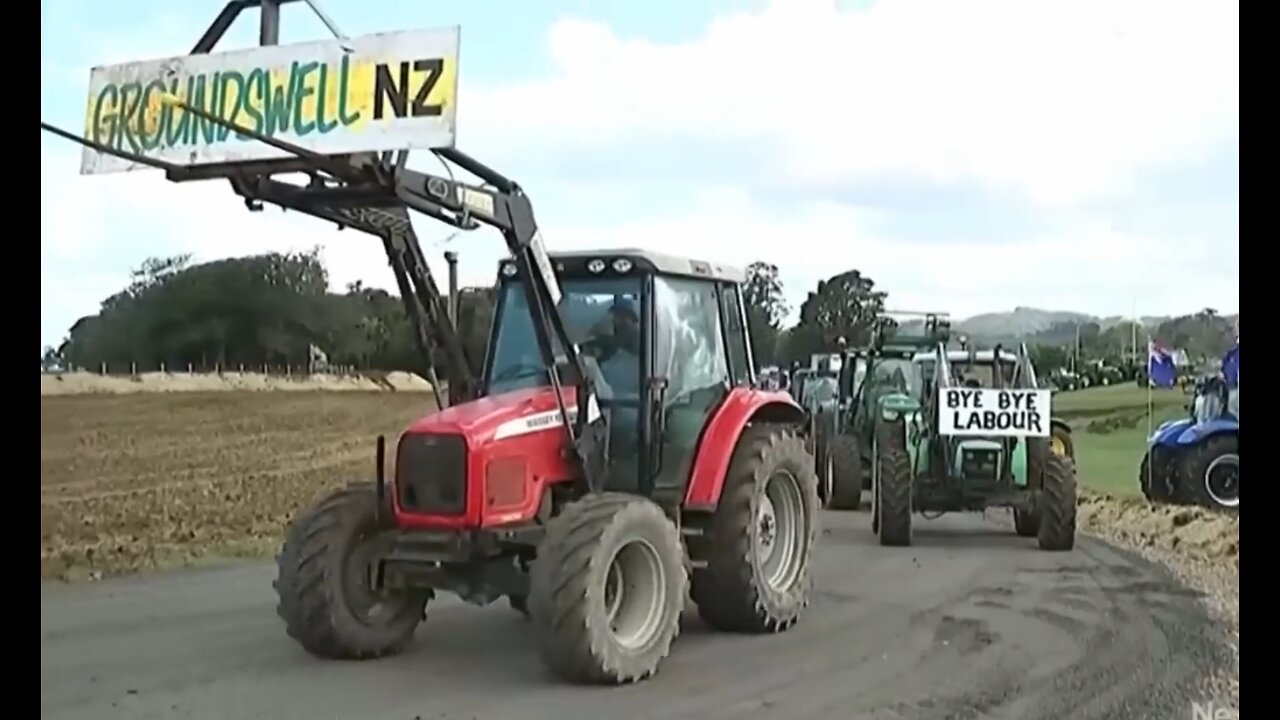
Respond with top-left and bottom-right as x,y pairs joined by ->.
1221,338 -> 1239,387
1148,340 -> 1177,388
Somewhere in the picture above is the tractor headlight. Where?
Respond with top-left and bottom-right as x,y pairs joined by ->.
587,258 -> 606,273
611,258 -> 633,273
500,263 -> 517,278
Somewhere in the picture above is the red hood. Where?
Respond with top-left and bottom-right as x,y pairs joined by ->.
406,385 -> 577,444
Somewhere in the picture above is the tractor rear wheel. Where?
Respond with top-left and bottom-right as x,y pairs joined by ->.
1181,435 -> 1239,512
875,420 -> 913,546
528,493 -> 686,684
813,418 -> 834,509
274,483 -> 430,659
830,434 -> 864,510
691,424 -> 819,633
1037,454 -> 1077,551
1051,425 -> 1075,460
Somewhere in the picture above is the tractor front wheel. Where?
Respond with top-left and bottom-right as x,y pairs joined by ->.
1015,438 -> 1049,537
274,483 -> 430,659
1139,448 -> 1176,503
690,424 -> 819,633
875,420 -> 913,546
830,434 -> 864,510
1037,454 -> 1077,551
528,493 -> 686,684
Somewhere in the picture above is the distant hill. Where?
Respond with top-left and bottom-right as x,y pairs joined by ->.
896,307 -> 1237,345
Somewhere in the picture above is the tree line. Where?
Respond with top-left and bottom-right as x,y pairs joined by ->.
40,250 -> 1231,377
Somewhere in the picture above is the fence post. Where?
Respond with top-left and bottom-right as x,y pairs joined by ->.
100,362 -> 106,375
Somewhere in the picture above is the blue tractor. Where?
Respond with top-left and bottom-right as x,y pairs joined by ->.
1139,374 -> 1239,511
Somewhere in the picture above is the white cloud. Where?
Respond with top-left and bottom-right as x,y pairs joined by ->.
541,185 -> 1238,320
464,0 -> 1239,208
39,0 -> 1238,346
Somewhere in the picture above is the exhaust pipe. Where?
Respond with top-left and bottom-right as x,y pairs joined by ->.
444,251 -> 459,327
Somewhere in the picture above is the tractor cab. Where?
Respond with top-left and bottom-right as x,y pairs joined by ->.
1192,374 -> 1238,425
477,249 -> 756,499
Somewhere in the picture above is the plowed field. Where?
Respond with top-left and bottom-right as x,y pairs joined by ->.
40,392 -> 437,579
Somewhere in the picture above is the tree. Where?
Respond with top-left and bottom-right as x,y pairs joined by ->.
53,249 -> 503,378
741,261 -> 789,367
791,269 -> 887,358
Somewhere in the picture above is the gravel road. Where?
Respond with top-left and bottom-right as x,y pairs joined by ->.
40,510 -> 1229,720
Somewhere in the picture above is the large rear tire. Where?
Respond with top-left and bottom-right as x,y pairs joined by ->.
528,493 -> 686,684
875,420 -> 913,546
1037,454 -> 1077,551
1181,435 -> 1239,512
274,483 -> 430,659
812,417 -> 835,509
830,434 -> 864,510
690,424 -> 819,633
1050,425 -> 1075,460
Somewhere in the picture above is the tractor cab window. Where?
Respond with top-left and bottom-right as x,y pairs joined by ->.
802,374 -> 839,407
947,360 -> 1015,388
651,276 -> 730,490
869,358 -> 920,398
487,277 -> 643,399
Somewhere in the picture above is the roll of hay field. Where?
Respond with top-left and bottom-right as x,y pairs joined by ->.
40,383 -> 438,580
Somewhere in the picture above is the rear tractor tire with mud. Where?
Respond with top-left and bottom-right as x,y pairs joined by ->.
874,420 -> 913,546
689,424 -> 820,634
274,483 -> 431,659
528,493 -> 687,685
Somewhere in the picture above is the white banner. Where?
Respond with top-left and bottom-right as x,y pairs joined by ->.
81,27 -> 460,174
937,387 -> 1051,437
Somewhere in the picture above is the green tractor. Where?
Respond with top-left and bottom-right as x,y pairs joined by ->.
820,313 -> 951,511
867,339 -> 1078,550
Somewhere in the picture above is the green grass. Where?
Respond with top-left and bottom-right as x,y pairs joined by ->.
1051,384 -> 1192,496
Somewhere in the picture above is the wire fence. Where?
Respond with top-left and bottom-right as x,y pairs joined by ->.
40,360 -> 379,378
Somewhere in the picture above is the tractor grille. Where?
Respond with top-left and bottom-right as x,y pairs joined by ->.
960,448 -> 1000,482
396,433 -> 467,515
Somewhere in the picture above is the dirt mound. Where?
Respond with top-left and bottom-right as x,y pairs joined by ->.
1079,491 -> 1239,563
40,371 -> 434,396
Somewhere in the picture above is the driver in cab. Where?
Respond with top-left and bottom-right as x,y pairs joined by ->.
582,296 -> 641,399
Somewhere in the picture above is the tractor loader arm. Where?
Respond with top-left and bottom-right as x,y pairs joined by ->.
40,93 -> 609,493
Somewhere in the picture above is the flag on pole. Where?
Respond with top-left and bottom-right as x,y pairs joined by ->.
1221,337 -> 1239,387
1147,340 -> 1177,387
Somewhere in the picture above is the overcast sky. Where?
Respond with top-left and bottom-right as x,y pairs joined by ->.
39,0 -> 1239,348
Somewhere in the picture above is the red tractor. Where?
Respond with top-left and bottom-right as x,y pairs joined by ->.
42,1 -> 821,685
277,245 -> 820,684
